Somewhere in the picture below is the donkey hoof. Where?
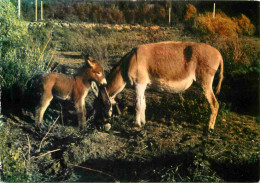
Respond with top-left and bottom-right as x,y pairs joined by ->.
134,121 -> 142,128
140,121 -> 146,126
103,123 -> 111,132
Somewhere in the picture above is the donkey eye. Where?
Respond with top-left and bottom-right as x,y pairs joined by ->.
96,72 -> 102,76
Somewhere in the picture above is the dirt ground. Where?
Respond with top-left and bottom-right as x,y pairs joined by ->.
2,51 -> 259,182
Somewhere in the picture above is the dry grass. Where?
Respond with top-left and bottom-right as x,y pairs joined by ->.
232,14 -> 256,36
193,12 -> 239,38
193,12 -> 255,38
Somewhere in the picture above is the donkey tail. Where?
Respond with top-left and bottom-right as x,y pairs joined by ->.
216,56 -> 224,95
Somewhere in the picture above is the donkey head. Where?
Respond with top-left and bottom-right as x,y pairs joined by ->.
94,86 -> 112,118
85,57 -> 107,86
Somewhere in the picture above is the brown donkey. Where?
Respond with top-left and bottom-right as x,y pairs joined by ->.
95,42 -> 224,131
35,57 -> 107,130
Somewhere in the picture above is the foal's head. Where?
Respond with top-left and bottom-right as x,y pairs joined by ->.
84,57 -> 107,86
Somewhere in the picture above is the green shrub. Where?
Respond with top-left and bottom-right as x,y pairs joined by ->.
0,45 -> 44,89
28,22 -> 54,47
0,124 -> 28,182
0,0 -> 28,57
0,0 -> 51,103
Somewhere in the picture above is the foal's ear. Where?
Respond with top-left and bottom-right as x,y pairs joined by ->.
86,57 -> 95,68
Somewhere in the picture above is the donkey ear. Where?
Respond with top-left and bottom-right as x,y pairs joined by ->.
86,57 -> 95,68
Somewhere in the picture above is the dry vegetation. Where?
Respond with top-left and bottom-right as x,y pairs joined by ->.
190,7 -> 255,38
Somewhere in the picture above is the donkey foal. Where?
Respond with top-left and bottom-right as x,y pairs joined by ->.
35,57 -> 107,130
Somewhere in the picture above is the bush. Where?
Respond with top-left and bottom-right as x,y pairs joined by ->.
0,0 -> 28,57
104,7 -> 125,24
232,14 -> 255,36
0,125 -> 28,182
207,36 -> 259,114
0,0 -> 51,103
28,22 -> 54,46
193,12 -> 239,38
192,11 -> 255,38
185,4 -> 197,21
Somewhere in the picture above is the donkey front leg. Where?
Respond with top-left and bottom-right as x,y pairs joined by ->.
135,83 -> 147,127
75,100 -> 86,130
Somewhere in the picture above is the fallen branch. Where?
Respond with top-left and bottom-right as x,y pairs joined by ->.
35,149 -> 61,159
211,149 -> 227,157
26,135 -> 32,175
68,163 -> 117,181
59,104 -> 64,126
27,135 -> 31,162
38,116 -> 60,152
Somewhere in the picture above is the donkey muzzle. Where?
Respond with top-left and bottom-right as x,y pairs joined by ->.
100,78 -> 107,86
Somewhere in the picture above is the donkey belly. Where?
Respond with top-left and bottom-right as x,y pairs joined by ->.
52,84 -> 73,100
51,75 -> 74,100
53,89 -> 72,100
149,74 -> 196,93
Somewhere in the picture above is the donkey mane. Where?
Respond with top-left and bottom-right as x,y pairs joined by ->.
107,48 -> 137,85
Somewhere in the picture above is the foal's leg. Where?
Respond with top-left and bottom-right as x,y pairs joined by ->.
135,83 -> 147,127
202,76 -> 219,131
35,92 -> 53,128
75,99 -> 86,130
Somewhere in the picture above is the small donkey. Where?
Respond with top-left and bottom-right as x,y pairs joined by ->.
35,57 -> 107,130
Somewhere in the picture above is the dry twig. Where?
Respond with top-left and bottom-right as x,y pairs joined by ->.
38,116 -> 60,152
27,135 -> 31,162
68,163 -> 117,181
59,104 -> 64,126
35,149 -> 61,159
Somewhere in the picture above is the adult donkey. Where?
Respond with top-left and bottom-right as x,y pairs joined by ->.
35,57 -> 107,130
95,41 -> 223,131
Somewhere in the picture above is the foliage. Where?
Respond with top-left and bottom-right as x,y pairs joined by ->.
0,45 -> 43,89
204,35 -> 259,114
185,4 -> 197,21
0,0 -> 53,104
28,22 -> 53,47
192,11 -> 255,38
0,0 -> 28,57
0,124 -> 27,181
232,14 -> 256,36
25,2 -> 169,25
193,12 -> 239,38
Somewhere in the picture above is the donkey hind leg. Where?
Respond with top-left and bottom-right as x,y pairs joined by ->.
202,77 -> 219,131
35,93 -> 53,128
135,83 -> 147,127
75,100 -> 86,130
